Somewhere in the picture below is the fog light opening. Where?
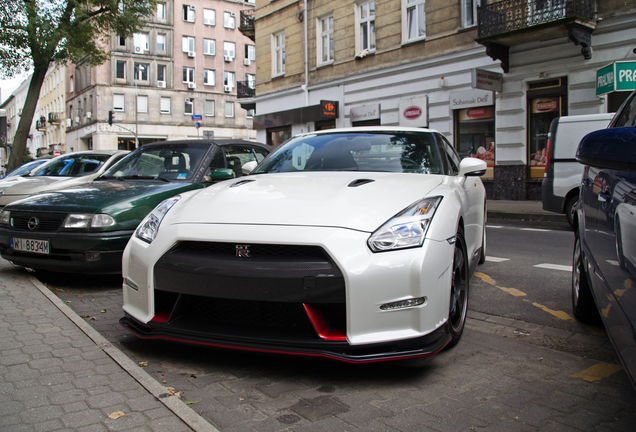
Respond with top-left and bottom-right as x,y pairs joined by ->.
124,278 -> 139,291
85,251 -> 101,262
380,297 -> 426,311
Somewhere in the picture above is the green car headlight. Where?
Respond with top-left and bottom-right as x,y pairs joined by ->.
368,196 -> 442,252
63,214 -> 116,229
0,210 -> 10,226
135,196 -> 181,243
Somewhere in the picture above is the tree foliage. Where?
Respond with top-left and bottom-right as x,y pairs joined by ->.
0,0 -> 155,171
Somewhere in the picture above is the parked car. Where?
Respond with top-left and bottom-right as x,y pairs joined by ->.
0,150 -> 129,209
572,89 -> 636,390
120,127 -> 487,363
0,139 -> 271,274
542,113 -> 614,227
1,157 -> 53,180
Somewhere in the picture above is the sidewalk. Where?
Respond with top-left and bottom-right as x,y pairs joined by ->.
0,259 -> 217,432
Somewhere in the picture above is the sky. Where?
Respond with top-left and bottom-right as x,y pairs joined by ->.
0,73 -> 31,105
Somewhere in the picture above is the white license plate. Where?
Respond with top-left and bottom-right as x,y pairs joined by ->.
11,238 -> 50,255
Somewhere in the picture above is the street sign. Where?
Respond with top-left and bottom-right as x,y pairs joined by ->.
596,61 -> 636,95
195,122 -> 201,129
191,115 -> 202,121
472,68 -> 503,92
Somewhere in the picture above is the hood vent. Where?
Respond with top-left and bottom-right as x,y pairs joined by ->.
348,179 -> 375,188
230,179 -> 256,188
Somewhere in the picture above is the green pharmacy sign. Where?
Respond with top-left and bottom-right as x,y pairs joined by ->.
596,61 -> 636,95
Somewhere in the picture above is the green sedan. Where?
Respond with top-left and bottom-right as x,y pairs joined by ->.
0,139 -> 271,274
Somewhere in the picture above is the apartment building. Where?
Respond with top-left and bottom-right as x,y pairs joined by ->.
245,0 -> 636,200
0,77 -> 39,168
34,63 -> 67,156
66,0 -> 257,152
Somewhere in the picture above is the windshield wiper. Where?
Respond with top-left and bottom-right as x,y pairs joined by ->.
121,175 -> 170,182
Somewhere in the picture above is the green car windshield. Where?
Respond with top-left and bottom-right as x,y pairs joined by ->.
101,144 -> 209,181
253,131 -> 443,174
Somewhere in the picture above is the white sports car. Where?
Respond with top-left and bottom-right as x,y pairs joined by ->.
120,127 -> 487,363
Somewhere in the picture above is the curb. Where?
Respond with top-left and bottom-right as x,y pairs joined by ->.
27,273 -> 220,432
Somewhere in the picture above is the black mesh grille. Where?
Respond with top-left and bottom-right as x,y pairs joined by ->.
174,242 -> 331,259
11,215 -> 63,232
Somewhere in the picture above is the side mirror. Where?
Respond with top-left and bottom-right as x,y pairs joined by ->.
576,127 -> 636,171
206,168 -> 235,182
458,158 -> 487,177
242,160 -> 258,175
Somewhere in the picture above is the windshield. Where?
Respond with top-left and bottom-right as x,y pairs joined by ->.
254,131 -> 443,174
32,154 -> 113,177
5,159 -> 49,178
102,143 -> 210,181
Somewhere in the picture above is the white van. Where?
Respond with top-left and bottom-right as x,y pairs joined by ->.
541,113 -> 614,227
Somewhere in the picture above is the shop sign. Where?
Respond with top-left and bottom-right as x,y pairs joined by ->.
399,97 -> 428,127
596,61 -> 636,95
471,68 -> 503,92
320,100 -> 338,118
450,89 -> 493,110
531,97 -> 559,114
458,106 -> 495,121
350,104 -> 380,122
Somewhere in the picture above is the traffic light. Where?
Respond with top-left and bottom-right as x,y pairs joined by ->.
108,110 -> 114,126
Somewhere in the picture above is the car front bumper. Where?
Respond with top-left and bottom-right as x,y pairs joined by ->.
0,228 -> 134,274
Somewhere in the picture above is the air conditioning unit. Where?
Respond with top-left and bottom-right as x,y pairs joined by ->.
230,12 -> 235,17
135,46 -> 142,53
157,81 -> 166,88
188,51 -> 196,58
85,111 -> 92,119
244,59 -> 251,66
66,118 -> 72,127
188,82 -> 196,89
224,85 -> 232,93
224,55 -> 232,62
188,4 -> 196,10
74,116 -> 80,123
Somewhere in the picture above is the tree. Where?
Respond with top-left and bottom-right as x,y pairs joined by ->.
0,0 -> 156,172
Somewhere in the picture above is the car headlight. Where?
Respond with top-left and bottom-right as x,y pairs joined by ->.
135,196 -> 181,243
0,210 -> 10,226
368,196 -> 442,252
63,214 -> 116,229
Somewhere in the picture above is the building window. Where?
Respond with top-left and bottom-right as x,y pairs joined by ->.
157,2 -> 166,19
70,76 -> 74,93
223,41 -> 236,58
182,36 -> 195,53
157,64 -> 166,82
137,95 -> 148,113
116,61 -> 126,79
267,126 -> 291,147
157,34 -> 166,52
245,44 -> 255,61
461,0 -> 479,28
133,33 -> 149,52
246,109 -> 254,118
204,9 -> 215,25
358,1 -> 375,52
318,15 -> 334,65
455,106 -> 494,180
183,67 -> 195,84
204,39 -> 216,56
224,12 -> 235,29
117,35 -> 126,47
114,94 -> 125,111
245,73 -> 255,89
204,69 -> 215,86
225,101 -> 234,118
273,31 -> 285,76
160,97 -> 171,114
403,0 -> 426,42
185,98 -> 194,115
134,63 -> 149,81
183,5 -> 195,22
224,71 -> 235,88
205,100 -> 215,117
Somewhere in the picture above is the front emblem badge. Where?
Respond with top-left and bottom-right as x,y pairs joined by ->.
236,245 -> 251,258
27,217 -> 39,230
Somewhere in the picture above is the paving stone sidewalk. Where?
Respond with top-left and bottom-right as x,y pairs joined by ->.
0,259 -> 216,432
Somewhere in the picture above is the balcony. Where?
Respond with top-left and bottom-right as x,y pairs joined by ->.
237,81 -> 255,99
48,112 -> 61,124
36,117 -> 47,131
477,0 -> 596,71
238,10 -> 255,42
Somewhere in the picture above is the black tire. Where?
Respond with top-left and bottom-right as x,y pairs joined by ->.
572,235 -> 598,323
446,229 -> 469,348
565,196 -> 577,229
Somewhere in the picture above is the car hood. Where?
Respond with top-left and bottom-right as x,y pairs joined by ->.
171,172 -> 444,233
0,176 -> 70,195
7,181 -> 201,228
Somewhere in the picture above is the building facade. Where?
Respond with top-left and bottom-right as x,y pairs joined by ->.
246,0 -> 636,200
34,63 -> 67,156
66,0 -> 258,152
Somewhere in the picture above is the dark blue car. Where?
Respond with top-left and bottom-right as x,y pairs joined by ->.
572,89 -> 636,390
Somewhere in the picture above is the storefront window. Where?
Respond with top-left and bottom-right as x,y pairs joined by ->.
455,106 -> 495,179
267,127 -> 292,147
529,96 -> 560,178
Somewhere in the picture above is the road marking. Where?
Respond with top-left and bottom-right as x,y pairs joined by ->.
570,364 -> 623,382
534,263 -> 572,272
486,256 -> 510,263
521,228 -> 551,232
486,225 -> 504,229
607,260 -> 620,266
532,302 -> 573,320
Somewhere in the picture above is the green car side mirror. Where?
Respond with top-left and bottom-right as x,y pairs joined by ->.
206,168 -> 235,183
